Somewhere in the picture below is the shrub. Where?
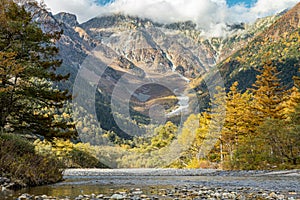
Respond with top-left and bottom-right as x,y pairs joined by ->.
187,158 -> 212,169
34,138 -> 108,168
68,148 -> 108,168
0,133 -> 64,187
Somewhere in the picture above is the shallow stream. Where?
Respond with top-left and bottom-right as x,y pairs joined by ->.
2,169 -> 300,199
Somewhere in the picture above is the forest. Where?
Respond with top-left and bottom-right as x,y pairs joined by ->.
91,62 -> 300,170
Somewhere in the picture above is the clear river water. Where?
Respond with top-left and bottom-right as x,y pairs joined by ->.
2,168 -> 300,199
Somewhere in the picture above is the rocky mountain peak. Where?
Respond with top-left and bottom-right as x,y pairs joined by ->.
54,12 -> 79,27
164,21 -> 197,31
81,14 -> 158,30
226,23 -> 245,31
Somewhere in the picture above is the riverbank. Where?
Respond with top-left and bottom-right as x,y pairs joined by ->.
5,169 -> 299,200
0,176 -> 27,192
63,168 -> 300,177
15,185 -> 299,200
0,133 -> 64,193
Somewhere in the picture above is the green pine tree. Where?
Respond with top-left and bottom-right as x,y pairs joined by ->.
0,0 -> 75,139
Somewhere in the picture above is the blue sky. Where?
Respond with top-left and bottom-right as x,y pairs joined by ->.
226,0 -> 257,7
96,0 -> 113,5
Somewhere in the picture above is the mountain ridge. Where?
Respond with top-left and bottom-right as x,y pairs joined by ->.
212,2 -> 300,91
44,2 -> 300,137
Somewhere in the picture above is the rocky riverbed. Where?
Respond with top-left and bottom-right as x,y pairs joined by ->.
15,185 -> 299,200
2,169 -> 300,200
0,177 -> 26,192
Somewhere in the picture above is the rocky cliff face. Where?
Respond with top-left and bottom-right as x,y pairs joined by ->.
52,11 -> 283,83
80,15 -> 208,78
39,4 -> 298,136
54,12 -> 79,27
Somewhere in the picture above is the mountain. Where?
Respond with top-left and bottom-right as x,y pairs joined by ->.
209,2 -> 300,91
36,2 -> 299,138
80,15 -> 214,78
190,3 -> 300,118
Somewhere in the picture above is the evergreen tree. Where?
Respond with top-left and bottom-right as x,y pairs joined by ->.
222,82 -> 252,164
281,86 -> 300,120
257,72 -> 300,167
235,62 -> 287,169
0,0 -> 75,139
150,121 -> 177,149
258,103 -> 300,167
251,62 -> 285,121
208,86 -> 226,163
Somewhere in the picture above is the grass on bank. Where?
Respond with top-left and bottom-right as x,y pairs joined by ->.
0,133 -> 63,188
0,133 -> 108,189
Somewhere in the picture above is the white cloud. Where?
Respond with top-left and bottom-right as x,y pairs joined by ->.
105,0 -> 228,25
250,0 -> 298,17
41,0 -> 103,22
41,0 -> 299,36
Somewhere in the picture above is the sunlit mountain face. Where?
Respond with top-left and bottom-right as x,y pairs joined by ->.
96,0 -> 258,7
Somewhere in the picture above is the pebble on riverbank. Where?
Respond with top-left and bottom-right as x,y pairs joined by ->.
0,177 -> 10,191
15,185 -> 300,200
1,177 -> 26,192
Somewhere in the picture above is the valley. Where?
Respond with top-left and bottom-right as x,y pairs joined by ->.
50,2 -> 300,169
52,7 -> 288,138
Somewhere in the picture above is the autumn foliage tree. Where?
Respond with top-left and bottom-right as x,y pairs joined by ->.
222,82 -> 252,166
0,0 -> 75,139
176,62 -> 300,170
251,62 -> 285,121
227,63 -> 300,169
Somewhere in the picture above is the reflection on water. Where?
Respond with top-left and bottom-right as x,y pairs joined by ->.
7,182 -> 171,200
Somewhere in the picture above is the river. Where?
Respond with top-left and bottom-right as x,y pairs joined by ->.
2,169 -> 300,199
